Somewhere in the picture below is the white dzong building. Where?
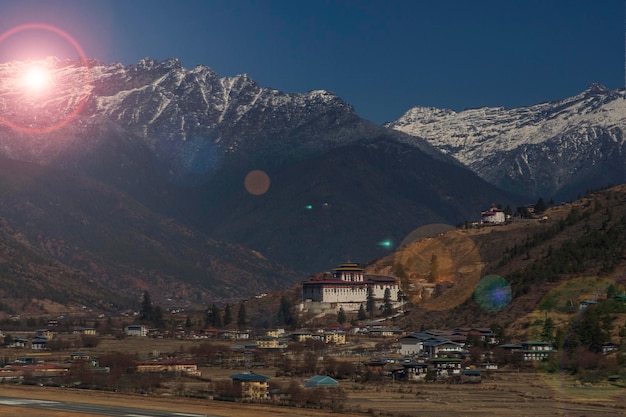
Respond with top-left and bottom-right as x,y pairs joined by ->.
301,263 -> 400,310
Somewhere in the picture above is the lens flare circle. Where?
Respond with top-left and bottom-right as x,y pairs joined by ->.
244,170 -> 270,195
473,275 -> 512,311
0,23 -> 92,134
394,224 -> 483,311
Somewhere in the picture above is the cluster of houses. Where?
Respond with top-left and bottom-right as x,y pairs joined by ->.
399,328 -> 557,363
1,327 -> 97,350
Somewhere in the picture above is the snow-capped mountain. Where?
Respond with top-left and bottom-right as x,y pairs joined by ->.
0,57 -> 518,277
0,57 -> 379,181
386,84 -> 626,199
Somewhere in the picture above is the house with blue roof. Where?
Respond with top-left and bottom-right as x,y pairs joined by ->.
230,372 -> 270,400
305,375 -> 339,388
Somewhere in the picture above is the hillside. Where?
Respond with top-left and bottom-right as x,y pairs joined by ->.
0,154 -> 299,318
268,184 -> 626,341
364,184 -> 626,338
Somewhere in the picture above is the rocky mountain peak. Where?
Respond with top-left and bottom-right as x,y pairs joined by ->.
387,85 -> 626,200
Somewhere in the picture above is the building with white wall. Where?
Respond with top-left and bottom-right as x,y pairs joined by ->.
301,262 -> 400,310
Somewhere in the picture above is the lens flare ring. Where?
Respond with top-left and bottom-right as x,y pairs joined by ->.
0,23 -> 92,134
394,224 -> 483,311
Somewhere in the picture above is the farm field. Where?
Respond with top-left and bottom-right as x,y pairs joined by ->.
0,370 -> 624,417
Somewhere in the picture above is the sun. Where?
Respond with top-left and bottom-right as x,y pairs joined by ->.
21,65 -> 52,92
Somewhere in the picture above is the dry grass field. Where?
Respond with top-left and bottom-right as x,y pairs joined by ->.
1,370 -> 624,417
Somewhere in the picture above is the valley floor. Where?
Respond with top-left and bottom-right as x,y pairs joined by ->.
0,370 -> 624,417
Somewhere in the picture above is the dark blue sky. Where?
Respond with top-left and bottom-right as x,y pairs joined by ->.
1,0 -> 624,124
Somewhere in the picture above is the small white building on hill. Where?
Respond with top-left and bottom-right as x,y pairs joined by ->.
481,204 -> 505,224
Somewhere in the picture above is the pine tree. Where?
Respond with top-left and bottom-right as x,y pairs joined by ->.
277,295 -> 295,327
205,304 -> 223,328
153,306 -> 164,328
535,197 -> 547,214
383,288 -> 393,316
428,254 -> 439,283
357,304 -> 366,321
223,304 -> 233,326
237,303 -> 247,329
366,286 -> 376,319
213,305 -> 223,328
140,290 -> 153,321
337,307 -> 346,325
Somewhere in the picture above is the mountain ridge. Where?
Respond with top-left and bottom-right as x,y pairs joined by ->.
386,84 -> 626,200
0,57 -> 619,316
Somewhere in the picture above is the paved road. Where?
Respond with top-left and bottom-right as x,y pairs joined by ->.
0,396 -> 216,417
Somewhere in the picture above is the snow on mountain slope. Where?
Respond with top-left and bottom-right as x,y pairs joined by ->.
386,84 -> 626,199
0,58 -> 367,175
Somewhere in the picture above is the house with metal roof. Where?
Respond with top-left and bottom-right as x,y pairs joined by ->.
305,375 -> 339,388
230,372 -> 270,400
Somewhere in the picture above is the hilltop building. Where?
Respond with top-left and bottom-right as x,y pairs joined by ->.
301,262 -> 400,312
481,204 -> 506,224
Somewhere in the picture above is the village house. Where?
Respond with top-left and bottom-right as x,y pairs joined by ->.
220,329 -> 251,340
430,357 -> 463,376
256,336 -> 280,349
305,375 -> 339,388
520,341 -> 556,361
11,337 -> 29,348
125,324 -> 148,337
399,334 -> 424,356
481,204 -> 506,224
230,372 -> 270,400
579,299 -> 598,310
497,341 -> 557,361
367,327 -> 403,337
401,361 -> 429,380
423,339 -> 464,358
135,359 -> 201,376
291,330 -> 313,343
5,363 -> 70,378
323,330 -> 346,345
31,336 -> 48,350
70,351 -> 90,361
265,329 -> 285,338
461,369 -> 482,383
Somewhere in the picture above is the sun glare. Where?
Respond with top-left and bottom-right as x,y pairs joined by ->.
21,65 -> 52,91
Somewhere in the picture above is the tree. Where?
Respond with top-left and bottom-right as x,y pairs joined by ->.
205,304 -> 223,328
366,286 -> 376,319
185,316 -> 192,328
152,306 -> 165,328
535,197 -> 547,214
277,295 -> 295,328
357,304 -> 367,321
337,307 -> 346,325
223,304 -> 233,326
237,303 -> 247,329
140,291 -> 154,322
541,316 -> 554,342
383,288 -> 393,316
428,254 -> 439,283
